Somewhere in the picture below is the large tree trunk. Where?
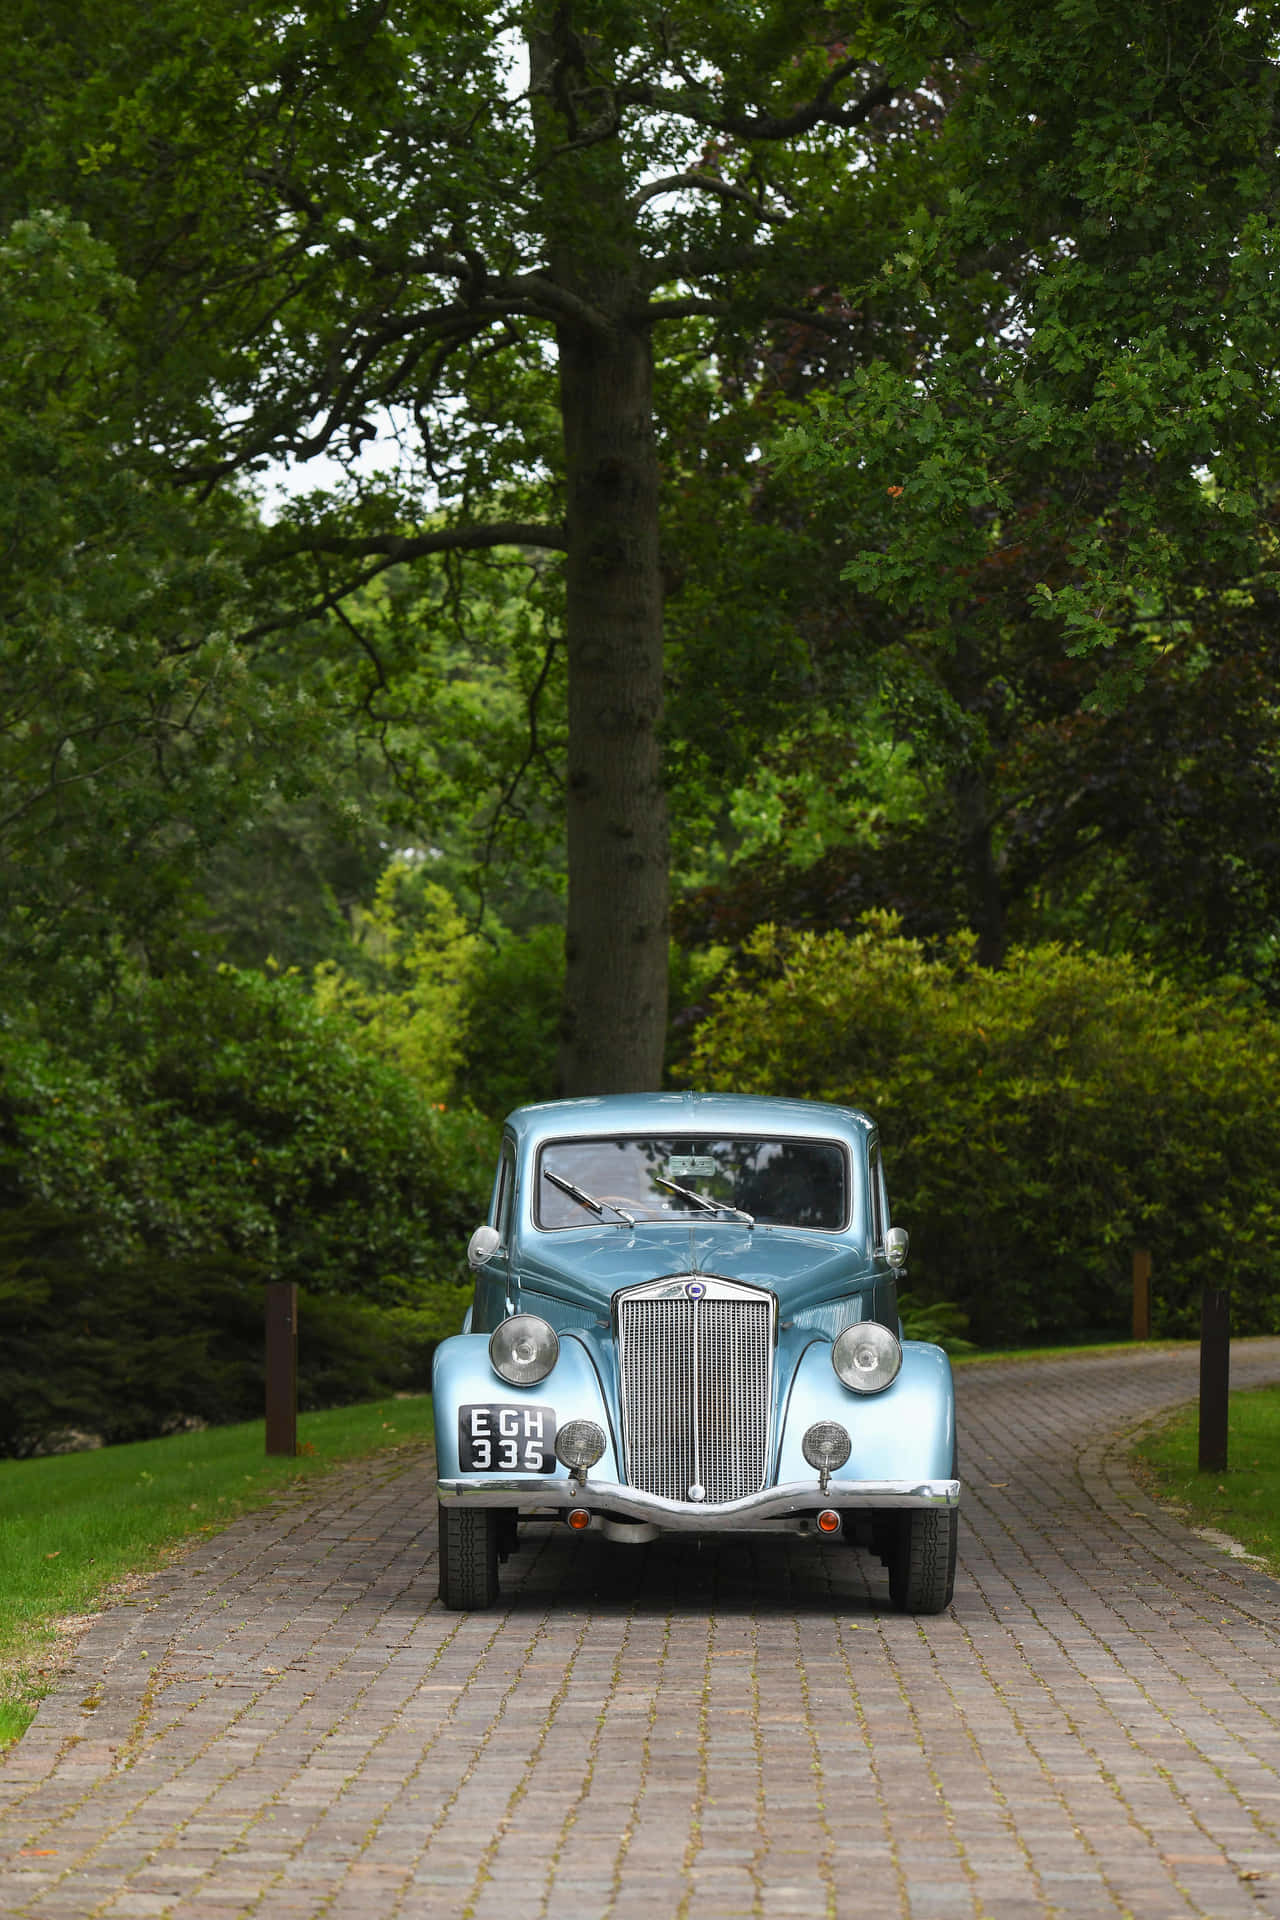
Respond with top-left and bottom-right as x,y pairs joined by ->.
533,18 -> 669,1095
555,315 -> 669,1094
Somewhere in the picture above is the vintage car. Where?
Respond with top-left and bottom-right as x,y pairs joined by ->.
433,1092 -> 959,1612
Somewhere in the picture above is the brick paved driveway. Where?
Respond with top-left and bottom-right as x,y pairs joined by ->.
4,1343 -> 1280,1920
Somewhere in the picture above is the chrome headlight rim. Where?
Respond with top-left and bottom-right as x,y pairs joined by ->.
489,1314 -> 560,1387
801,1419 -> 852,1475
832,1320 -> 902,1395
555,1418 -> 607,1473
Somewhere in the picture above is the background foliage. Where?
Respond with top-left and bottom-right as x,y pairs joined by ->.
2,3 -> 1278,1447
0,969 -> 490,1454
680,915 -> 1280,1346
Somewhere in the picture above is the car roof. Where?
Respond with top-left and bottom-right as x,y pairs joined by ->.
503,1091 -> 874,1152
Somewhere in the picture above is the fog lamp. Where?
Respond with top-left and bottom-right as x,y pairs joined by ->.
802,1420 -> 852,1492
832,1321 -> 902,1394
556,1419 -> 607,1475
489,1315 -> 559,1387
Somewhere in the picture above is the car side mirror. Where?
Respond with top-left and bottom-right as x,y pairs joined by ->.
467,1225 -> 502,1269
884,1226 -> 909,1271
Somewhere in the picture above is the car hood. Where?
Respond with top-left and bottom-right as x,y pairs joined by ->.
515,1223 -> 870,1319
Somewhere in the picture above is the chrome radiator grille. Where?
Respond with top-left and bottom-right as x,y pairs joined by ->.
617,1279 -> 774,1503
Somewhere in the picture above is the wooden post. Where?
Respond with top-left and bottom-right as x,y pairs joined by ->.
1131,1249 -> 1152,1341
265,1280 -> 298,1457
1197,1283 -> 1230,1474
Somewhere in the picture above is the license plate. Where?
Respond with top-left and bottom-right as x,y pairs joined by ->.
458,1404 -> 557,1474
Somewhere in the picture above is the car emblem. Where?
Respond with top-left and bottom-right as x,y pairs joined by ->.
684,1281 -> 706,1300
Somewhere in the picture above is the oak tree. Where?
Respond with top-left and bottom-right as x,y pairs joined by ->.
4,0 -> 950,1089
8,0 -> 1277,1074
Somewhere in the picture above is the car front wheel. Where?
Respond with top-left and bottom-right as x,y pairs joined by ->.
438,1501 -> 501,1610
886,1507 -> 958,1615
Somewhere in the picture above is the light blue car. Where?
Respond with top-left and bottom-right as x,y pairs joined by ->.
433,1092 -> 959,1612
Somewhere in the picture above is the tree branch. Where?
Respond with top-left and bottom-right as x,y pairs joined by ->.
391,246 -> 615,335
636,295 -> 858,334
181,302 -> 534,486
471,623 -> 564,929
236,520 -> 568,644
0,731 -> 190,839
641,239 -> 776,288
265,520 -> 568,567
622,71 -> 895,142
629,170 -> 786,224
637,296 -> 732,324
488,271 -> 614,335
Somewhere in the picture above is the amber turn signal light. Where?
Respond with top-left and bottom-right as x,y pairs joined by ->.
567,1509 -> 591,1530
816,1510 -> 841,1534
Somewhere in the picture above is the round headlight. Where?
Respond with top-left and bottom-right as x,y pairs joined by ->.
556,1419 -> 607,1472
832,1321 -> 902,1394
489,1315 -> 559,1387
802,1420 -> 852,1475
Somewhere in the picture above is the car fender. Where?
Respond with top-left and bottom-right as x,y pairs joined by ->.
776,1339 -> 955,1486
432,1331 -> 621,1483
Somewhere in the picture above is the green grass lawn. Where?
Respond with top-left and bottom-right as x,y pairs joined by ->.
1131,1383 -> 1280,1579
0,1396 -> 434,1752
956,1337 -> 1195,1367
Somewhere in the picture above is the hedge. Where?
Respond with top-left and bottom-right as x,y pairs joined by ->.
0,965 -> 493,1453
0,1210 -> 468,1456
679,915 -> 1280,1344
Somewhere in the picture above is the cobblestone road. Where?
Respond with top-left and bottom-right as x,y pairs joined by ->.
4,1344 -> 1280,1920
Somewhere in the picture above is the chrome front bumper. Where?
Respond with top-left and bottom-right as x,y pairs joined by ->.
436,1476 -> 960,1528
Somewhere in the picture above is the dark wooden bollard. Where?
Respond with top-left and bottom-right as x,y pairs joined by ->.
1197,1283 -> 1230,1474
265,1280 -> 298,1456
1132,1249 -> 1152,1340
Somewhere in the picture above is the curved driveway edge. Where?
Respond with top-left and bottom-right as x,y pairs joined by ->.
2,1342 -> 1280,1919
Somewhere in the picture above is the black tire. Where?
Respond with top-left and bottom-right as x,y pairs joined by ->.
886,1507 -> 958,1615
438,1501 -> 501,1610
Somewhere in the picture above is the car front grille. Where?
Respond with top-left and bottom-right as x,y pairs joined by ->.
617,1277 -> 774,1503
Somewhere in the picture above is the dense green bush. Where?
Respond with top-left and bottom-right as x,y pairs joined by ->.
5,965 -> 493,1297
679,915 -> 1280,1344
302,859 -> 565,1124
311,866 -> 481,1102
454,922 -> 564,1120
0,965 -> 490,1453
0,1207 -> 470,1456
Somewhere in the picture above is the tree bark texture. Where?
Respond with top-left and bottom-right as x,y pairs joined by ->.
533,16 -> 670,1096
556,314 -> 669,1094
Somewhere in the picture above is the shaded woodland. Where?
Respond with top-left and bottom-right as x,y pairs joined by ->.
2,1 -> 1278,1446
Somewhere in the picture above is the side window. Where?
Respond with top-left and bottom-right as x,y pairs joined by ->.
869,1140 -> 885,1248
490,1145 -> 516,1247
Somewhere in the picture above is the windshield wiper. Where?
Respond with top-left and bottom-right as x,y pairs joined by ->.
654,1175 -> 754,1227
543,1168 -> 634,1227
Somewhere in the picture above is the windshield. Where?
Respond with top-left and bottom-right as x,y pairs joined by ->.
536,1135 -> 849,1232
